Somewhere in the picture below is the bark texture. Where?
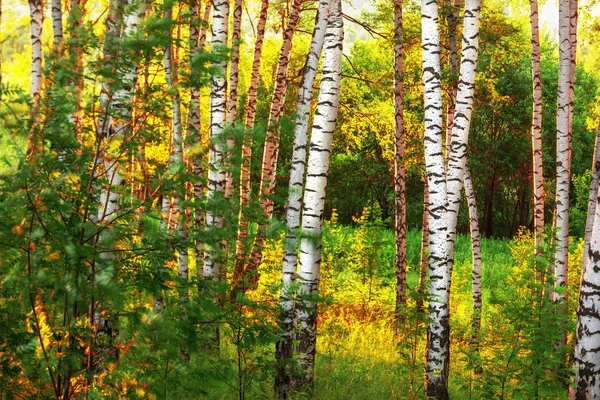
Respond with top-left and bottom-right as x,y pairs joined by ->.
275,0 -> 330,397
28,0 -> 43,99
294,0 -> 343,390
232,0 -> 269,284
553,0 -> 574,306
530,0 -> 545,261
238,0 -> 303,291
464,164 -> 482,360
572,116 -> 600,399
203,0 -> 230,281
421,0 -> 449,395
393,0 -> 407,324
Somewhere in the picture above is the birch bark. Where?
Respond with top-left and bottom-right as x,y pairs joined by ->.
552,0 -> 573,307
203,0 -> 230,281
294,0 -> 343,390
275,0 -> 330,396
28,0 -> 43,100
420,0 -> 449,395
530,0 -> 545,262
393,0 -> 407,324
572,116 -> 600,398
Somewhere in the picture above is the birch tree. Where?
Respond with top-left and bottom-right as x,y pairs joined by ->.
393,0 -> 407,323
420,0 -> 449,394
51,0 -> 63,47
530,0 -> 544,261
275,0 -> 330,396
28,0 -> 43,100
552,0 -> 575,316
154,6 -> 187,313
204,0 -> 229,281
189,0 -> 211,271
237,0 -> 303,291
93,0 -> 140,371
232,0 -> 269,281
423,0 -> 480,395
464,164 -> 482,363
294,0 -> 343,389
570,119 -> 600,398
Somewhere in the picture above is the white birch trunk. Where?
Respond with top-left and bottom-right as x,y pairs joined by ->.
553,0 -> 573,305
572,116 -> 600,398
28,0 -> 43,99
464,164 -> 482,361
530,0 -> 545,262
417,179 -> 430,314
421,0 -> 449,394
203,0 -> 229,281
224,0 -> 242,200
51,0 -> 63,47
572,176 -> 600,397
393,0 -> 407,323
155,6 -> 187,313
294,0 -> 343,389
190,0 -> 211,273
275,0 -> 330,396
445,0 -> 481,281
583,120 -> 600,276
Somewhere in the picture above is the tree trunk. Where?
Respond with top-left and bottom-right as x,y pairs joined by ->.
445,0 -> 481,284
237,0 -> 303,292
232,0 -> 269,285
203,0 -> 230,281
92,0 -> 140,372
28,0 -> 43,100
571,117 -> 600,398
420,0 -> 449,396
154,6 -> 187,313
224,0 -> 243,199
274,0 -> 331,396
51,0 -> 63,47
417,179 -> 430,314
294,0 -> 343,391
190,0 -> 211,274
393,0 -> 407,325
464,164 -> 482,370
582,120 -> 600,276
530,0 -> 544,265
552,0 -> 573,309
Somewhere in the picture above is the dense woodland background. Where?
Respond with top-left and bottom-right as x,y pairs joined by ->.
2,0 -> 600,398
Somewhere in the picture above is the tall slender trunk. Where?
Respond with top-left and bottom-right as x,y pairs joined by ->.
417,179 -> 430,314
92,0 -> 140,372
294,0 -> 343,391
238,0 -> 303,292
28,0 -> 43,100
464,164 -> 482,366
420,0 -> 449,395
52,0 -> 63,47
445,0 -> 481,285
393,0 -> 407,325
552,0 -> 573,309
224,0 -> 243,200
582,120 -> 600,275
274,0 -> 331,396
232,0 -> 269,283
530,0 -> 545,264
203,0 -> 230,281
190,0 -> 211,274
155,6 -> 186,313
571,147 -> 600,397
444,0 -> 461,157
